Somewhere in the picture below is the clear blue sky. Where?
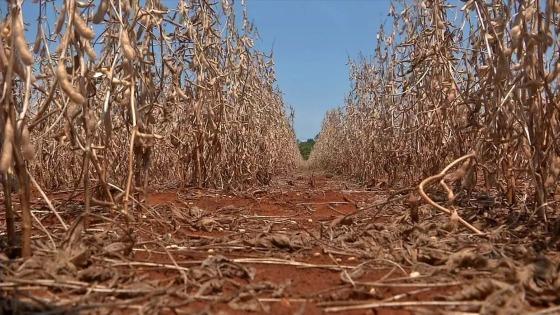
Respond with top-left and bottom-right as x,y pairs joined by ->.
247,0 -> 390,140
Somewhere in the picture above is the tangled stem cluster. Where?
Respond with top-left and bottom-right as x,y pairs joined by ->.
311,0 -> 560,222
0,0 -> 299,257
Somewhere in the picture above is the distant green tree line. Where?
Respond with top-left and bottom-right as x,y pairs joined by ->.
298,138 -> 316,160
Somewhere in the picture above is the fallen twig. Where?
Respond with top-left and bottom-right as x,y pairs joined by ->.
324,300 -> 483,312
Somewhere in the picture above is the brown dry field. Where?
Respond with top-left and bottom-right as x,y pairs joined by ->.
1,0 -> 559,314
1,168 -> 560,315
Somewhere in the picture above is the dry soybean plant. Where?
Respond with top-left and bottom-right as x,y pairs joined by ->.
311,0 -> 559,221
0,0 -> 299,258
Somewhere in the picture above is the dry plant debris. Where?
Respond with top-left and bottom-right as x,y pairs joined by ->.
1,173 -> 560,314
0,0 -> 559,314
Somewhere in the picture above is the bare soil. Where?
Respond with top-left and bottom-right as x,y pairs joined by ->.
1,170 -> 560,314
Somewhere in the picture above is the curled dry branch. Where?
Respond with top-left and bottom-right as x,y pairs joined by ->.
418,152 -> 483,235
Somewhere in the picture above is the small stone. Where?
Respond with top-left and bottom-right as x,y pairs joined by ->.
313,252 -> 321,257
307,218 -> 313,223
347,256 -> 356,261
335,258 -> 342,262
207,249 -> 215,254
239,228 -> 246,233
410,271 -> 421,278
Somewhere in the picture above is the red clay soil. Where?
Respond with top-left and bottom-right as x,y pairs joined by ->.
137,173 -> 417,314
1,169 -> 560,314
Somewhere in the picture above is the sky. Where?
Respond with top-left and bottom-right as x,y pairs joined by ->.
246,0 -> 391,140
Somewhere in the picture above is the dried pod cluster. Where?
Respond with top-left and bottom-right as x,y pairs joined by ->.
311,0 -> 560,217
1,0 -> 300,257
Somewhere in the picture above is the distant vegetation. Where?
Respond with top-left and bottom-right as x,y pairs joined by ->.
298,138 -> 316,160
